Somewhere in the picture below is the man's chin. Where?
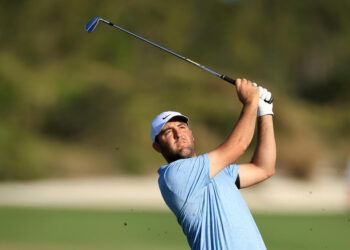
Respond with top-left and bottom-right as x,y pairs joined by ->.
166,149 -> 194,163
180,146 -> 195,155
178,154 -> 193,160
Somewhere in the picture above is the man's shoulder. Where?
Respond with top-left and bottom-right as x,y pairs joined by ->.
157,158 -> 191,179
158,154 -> 210,189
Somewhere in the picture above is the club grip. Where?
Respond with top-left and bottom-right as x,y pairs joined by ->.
221,75 -> 274,104
221,75 -> 236,85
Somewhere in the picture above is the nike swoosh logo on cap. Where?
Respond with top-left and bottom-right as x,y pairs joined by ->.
162,114 -> 171,120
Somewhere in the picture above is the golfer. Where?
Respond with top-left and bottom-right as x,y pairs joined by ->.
151,78 -> 276,250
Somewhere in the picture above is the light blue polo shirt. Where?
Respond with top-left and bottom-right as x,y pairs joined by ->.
158,153 -> 266,250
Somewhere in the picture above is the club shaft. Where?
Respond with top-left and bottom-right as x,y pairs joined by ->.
93,17 -> 273,103
99,18 -> 235,85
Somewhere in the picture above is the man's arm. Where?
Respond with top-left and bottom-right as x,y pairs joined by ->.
238,115 -> 276,188
208,78 -> 259,178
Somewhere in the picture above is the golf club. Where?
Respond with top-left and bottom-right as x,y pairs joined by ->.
85,17 -> 273,104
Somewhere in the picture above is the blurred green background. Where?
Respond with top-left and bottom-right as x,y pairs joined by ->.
1,1 -> 350,249
0,0 -> 349,180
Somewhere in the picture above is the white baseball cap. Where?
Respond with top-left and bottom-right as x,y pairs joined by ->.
150,111 -> 189,142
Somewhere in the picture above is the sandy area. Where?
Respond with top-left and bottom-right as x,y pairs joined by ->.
0,173 -> 348,213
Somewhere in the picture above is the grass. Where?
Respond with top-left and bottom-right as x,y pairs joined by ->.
0,207 -> 349,250
255,213 -> 350,250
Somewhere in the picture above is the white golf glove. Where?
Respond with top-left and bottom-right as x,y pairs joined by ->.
257,86 -> 273,117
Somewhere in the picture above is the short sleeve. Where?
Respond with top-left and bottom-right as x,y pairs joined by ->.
224,164 -> 240,180
163,154 -> 211,201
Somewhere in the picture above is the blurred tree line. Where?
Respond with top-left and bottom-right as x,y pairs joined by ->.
0,0 -> 349,180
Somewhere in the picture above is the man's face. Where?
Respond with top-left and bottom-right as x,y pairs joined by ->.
153,119 -> 195,163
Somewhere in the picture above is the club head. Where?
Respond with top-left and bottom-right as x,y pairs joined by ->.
85,17 -> 101,32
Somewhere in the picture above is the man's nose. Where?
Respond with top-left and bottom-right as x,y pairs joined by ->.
173,128 -> 180,139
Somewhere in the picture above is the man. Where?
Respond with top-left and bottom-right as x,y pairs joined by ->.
151,78 -> 276,249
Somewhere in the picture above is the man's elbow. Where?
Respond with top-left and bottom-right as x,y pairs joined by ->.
255,162 -> 275,179
266,167 -> 275,178
265,163 -> 276,178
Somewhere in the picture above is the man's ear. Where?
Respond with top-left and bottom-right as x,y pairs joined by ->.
152,142 -> 161,153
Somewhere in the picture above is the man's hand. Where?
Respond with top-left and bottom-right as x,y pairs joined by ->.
257,86 -> 274,117
235,78 -> 259,106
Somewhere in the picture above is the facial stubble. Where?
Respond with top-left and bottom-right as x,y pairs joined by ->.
160,139 -> 195,163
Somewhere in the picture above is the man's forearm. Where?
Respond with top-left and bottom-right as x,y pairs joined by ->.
218,103 -> 258,159
251,115 -> 276,176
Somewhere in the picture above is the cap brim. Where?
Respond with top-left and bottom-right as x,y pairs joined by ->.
167,115 -> 188,123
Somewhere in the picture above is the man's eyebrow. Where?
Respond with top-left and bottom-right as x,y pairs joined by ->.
161,122 -> 187,132
160,126 -> 172,133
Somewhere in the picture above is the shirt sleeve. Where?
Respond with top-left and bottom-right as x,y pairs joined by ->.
223,164 -> 240,188
225,164 -> 239,179
163,154 -> 211,201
